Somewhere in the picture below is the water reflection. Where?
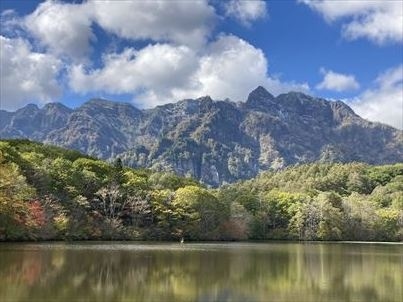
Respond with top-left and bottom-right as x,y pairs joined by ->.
0,242 -> 401,302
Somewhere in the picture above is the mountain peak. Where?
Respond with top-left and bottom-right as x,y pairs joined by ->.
82,98 -> 140,111
43,102 -> 72,113
43,102 -> 68,109
245,86 -> 275,110
247,86 -> 274,102
15,103 -> 40,115
196,95 -> 213,103
330,100 -> 359,121
83,98 -> 116,107
21,103 -> 39,110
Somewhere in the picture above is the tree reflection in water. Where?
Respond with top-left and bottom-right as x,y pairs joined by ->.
0,242 -> 401,302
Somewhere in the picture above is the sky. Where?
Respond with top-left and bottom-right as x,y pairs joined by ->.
0,0 -> 402,129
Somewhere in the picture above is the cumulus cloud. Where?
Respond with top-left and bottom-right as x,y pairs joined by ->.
182,35 -> 308,101
89,0 -> 216,48
225,0 -> 267,25
300,0 -> 403,44
316,68 -> 360,92
185,35 -> 269,101
2,0 -> 306,110
69,43 -> 199,106
0,36 -> 62,111
24,0 -> 95,61
22,0 -> 215,61
347,65 -> 403,129
69,35 -> 309,107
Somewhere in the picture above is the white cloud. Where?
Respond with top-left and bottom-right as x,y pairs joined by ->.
225,0 -> 267,25
69,43 -> 199,107
180,35 -> 308,101
300,0 -> 403,44
347,65 -> 403,129
2,1 -> 307,110
1,9 -> 19,30
0,36 -> 62,111
21,0 -> 215,61
316,68 -> 360,92
90,0 -> 216,49
69,35 -> 309,107
184,35 -> 269,101
24,0 -> 95,61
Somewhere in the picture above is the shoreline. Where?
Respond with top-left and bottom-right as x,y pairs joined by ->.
1,240 -> 402,245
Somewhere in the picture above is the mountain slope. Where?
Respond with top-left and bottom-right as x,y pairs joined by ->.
1,87 -> 402,186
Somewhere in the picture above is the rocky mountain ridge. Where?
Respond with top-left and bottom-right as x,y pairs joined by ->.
1,86 -> 402,186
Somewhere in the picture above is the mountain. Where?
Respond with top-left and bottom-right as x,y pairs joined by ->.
0,103 -> 72,139
1,86 -> 402,186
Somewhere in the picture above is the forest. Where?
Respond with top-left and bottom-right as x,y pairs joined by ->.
0,139 -> 402,242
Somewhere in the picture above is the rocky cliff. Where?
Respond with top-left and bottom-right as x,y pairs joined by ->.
1,86 -> 402,186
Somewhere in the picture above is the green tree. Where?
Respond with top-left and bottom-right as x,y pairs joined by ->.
0,160 -> 35,240
112,157 -> 124,184
173,186 -> 226,240
342,193 -> 379,240
289,193 -> 343,240
375,208 -> 401,241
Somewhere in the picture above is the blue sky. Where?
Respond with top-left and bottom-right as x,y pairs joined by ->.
0,0 -> 402,128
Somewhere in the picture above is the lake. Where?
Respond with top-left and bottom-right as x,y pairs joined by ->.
0,242 -> 401,302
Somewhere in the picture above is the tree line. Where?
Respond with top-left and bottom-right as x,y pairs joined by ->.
0,139 -> 402,241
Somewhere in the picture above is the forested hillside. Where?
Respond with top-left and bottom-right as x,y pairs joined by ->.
0,140 -> 402,241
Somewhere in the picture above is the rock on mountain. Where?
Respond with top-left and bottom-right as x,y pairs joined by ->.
1,86 -> 402,186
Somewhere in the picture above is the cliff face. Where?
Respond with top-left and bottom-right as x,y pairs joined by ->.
1,86 -> 402,186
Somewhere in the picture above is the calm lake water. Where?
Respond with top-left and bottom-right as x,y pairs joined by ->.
0,242 -> 401,302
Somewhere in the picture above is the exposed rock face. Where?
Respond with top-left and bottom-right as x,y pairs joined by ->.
0,103 -> 72,139
1,87 -> 402,186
